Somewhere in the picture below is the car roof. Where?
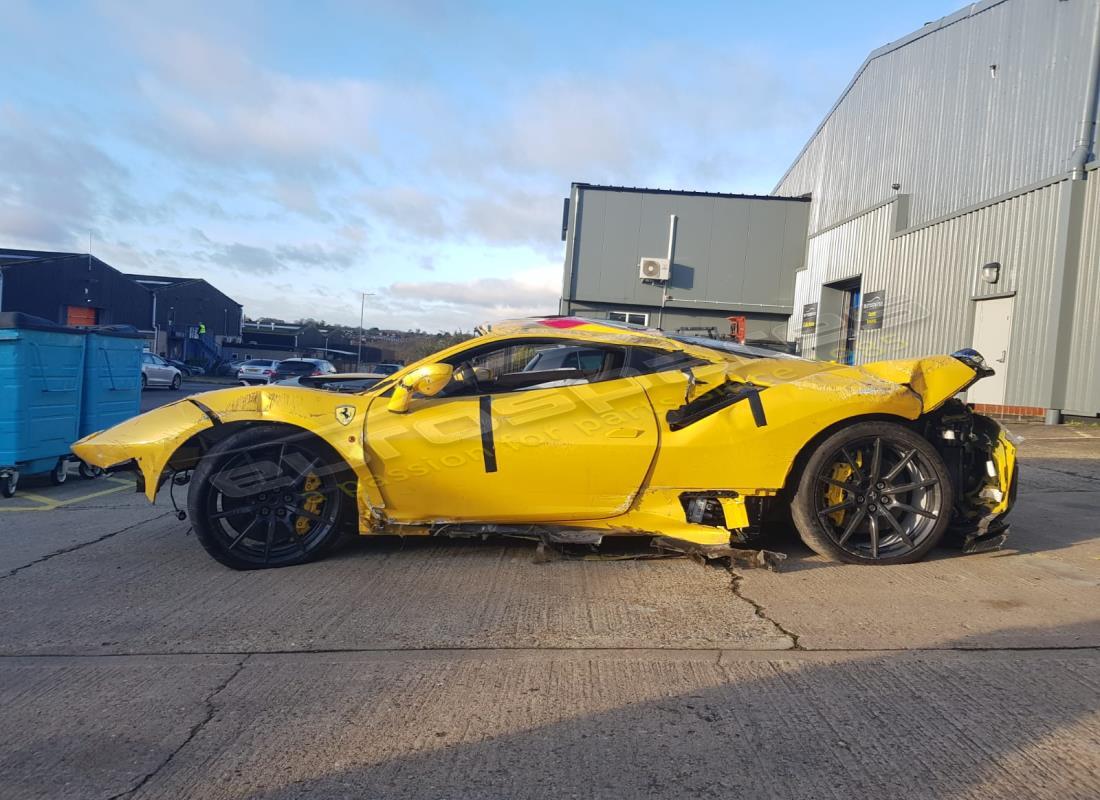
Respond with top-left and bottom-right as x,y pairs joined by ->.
478,316 -> 758,353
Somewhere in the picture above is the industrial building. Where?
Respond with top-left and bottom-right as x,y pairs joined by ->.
0,249 -> 243,367
0,249 -> 151,328
238,321 -> 384,370
558,184 -> 810,345
561,0 -> 1100,420
126,274 -> 243,363
774,0 -> 1100,420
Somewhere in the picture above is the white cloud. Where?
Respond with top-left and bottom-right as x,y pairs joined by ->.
362,187 -> 450,239
374,265 -> 561,329
0,104 -> 129,249
0,3 -> 841,334
133,31 -> 378,169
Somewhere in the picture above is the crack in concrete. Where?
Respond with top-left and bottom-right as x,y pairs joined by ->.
105,654 -> 250,800
1,644 -> 1098,661
727,570 -> 803,650
0,512 -> 174,581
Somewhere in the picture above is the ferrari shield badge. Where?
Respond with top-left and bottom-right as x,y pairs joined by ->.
335,405 -> 356,426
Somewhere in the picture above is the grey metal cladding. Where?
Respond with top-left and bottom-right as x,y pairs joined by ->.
1065,171 -> 1100,411
567,186 -> 809,310
776,0 -> 1094,235
788,181 -> 1063,406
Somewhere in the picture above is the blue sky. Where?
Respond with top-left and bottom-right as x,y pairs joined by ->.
0,0 -> 961,330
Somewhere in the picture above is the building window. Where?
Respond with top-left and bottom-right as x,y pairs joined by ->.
608,311 -> 649,326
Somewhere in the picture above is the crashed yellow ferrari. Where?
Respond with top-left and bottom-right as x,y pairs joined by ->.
72,317 -> 1017,570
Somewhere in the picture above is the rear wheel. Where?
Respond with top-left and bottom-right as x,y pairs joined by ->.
792,421 -> 952,565
188,425 -> 353,570
1,472 -> 17,498
141,373 -> 148,391
170,373 -> 182,390
50,459 -> 68,485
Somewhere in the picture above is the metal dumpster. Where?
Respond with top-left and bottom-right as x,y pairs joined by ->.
0,312 -> 87,496
80,325 -> 144,440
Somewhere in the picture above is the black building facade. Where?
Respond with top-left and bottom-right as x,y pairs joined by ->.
126,275 -> 243,339
0,249 -> 244,366
0,250 -> 152,328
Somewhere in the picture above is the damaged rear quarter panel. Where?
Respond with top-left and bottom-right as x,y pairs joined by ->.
639,361 -> 926,492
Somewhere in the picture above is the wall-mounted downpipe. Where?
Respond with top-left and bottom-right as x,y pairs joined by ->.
1070,0 -> 1100,180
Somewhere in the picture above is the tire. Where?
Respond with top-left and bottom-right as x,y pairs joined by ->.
791,421 -> 953,565
1,472 -> 17,498
50,459 -> 68,485
188,425 -> 354,570
79,461 -> 103,480
170,373 -> 182,391
141,373 -> 148,391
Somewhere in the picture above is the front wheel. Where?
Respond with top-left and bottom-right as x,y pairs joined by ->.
50,459 -> 68,485
188,425 -> 353,570
1,472 -> 17,498
791,421 -> 952,565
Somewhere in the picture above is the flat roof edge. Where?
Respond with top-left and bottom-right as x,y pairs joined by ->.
572,182 -> 810,202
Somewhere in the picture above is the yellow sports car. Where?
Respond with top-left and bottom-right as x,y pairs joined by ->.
72,317 -> 1017,570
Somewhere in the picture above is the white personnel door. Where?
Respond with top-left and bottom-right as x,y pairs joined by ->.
968,296 -> 1014,405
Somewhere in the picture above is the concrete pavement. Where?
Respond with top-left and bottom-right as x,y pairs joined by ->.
0,423 -> 1097,798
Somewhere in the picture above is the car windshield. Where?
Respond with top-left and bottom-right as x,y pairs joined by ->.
666,335 -> 801,360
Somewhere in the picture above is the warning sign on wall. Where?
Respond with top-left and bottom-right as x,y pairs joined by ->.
800,303 -> 818,334
860,290 -> 886,330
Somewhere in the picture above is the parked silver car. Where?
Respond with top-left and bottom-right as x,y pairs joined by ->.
237,359 -> 281,385
141,352 -> 182,390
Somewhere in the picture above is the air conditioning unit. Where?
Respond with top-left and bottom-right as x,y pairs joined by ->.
639,257 -> 670,281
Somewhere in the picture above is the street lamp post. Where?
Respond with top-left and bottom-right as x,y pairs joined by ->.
356,292 -> 375,372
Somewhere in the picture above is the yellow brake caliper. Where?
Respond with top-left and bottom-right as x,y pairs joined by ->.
825,461 -> 857,526
296,473 -> 325,536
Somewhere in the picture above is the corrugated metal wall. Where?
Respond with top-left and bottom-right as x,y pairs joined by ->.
777,0 -> 1092,235
791,181 -> 1064,407
563,186 -> 809,324
1065,172 -> 1100,411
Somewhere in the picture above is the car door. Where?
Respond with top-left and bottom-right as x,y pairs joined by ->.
141,353 -> 155,383
362,339 -> 660,524
153,355 -> 172,384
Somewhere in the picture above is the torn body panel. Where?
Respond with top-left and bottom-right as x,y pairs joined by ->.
73,386 -> 386,508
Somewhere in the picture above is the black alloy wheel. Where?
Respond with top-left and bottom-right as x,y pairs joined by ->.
189,425 -> 353,570
792,421 -> 952,565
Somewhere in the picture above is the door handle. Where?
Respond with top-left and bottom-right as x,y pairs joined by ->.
996,350 -> 1007,363
607,428 -> 645,438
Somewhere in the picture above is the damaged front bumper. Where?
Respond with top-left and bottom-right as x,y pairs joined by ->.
937,407 -> 1018,553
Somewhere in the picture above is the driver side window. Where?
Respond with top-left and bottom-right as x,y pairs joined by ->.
439,339 -> 626,397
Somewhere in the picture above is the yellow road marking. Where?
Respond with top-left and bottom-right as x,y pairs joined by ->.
0,478 -> 132,512
12,492 -> 54,505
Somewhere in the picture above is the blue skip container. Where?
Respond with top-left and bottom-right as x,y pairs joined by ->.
80,325 -> 144,440
0,312 -> 87,496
